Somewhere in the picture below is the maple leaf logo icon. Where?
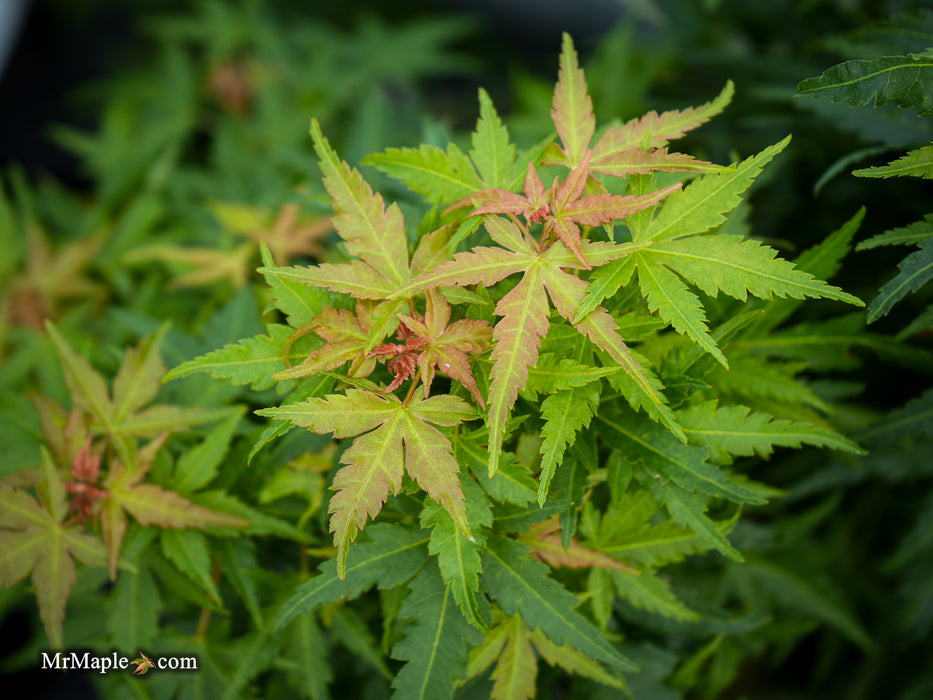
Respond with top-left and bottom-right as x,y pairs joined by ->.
131,652 -> 154,675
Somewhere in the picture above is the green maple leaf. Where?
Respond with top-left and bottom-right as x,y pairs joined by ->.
260,389 -> 476,578
576,138 -> 865,365
0,450 -> 106,647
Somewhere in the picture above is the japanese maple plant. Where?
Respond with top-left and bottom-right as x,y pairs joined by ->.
168,34 -> 864,696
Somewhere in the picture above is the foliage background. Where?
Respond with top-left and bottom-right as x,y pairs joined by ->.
1,0 -> 932,698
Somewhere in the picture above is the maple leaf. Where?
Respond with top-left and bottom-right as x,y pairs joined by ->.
131,651 -> 154,675
411,214 -> 681,476
397,289 -> 492,406
0,449 -> 107,647
46,322 -> 229,471
64,437 -> 107,525
576,138 -> 865,365
367,320 -> 428,392
259,389 -> 477,578
261,120 -> 411,300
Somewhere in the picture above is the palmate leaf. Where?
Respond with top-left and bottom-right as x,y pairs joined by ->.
274,524 -> 429,630
603,518 -> 717,569
866,238 -> 933,322
486,264 -> 550,477
365,86 -> 520,203
853,144 -> 933,179
651,234 -> 864,305
796,49 -> 933,117
749,207 -> 865,336
413,219 -> 679,473
259,390 -> 472,578
573,139 -> 804,324
47,322 -> 230,472
310,119 -> 409,288
0,455 -> 107,647
470,88 -> 518,190
482,533 -> 638,673
390,564 -> 484,700
364,142 -> 482,203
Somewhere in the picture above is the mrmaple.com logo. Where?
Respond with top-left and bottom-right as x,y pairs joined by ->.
41,650 -> 198,675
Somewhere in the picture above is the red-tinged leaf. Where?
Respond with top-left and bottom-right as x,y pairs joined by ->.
590,146 -> 725,178
463,189 -> 529,217
591,81 -> 734,158
550,217 -> 589,269
552,151 -> 591,213
408,246 -> 534,293
310,119 -> 410,288
264,260 -> 397,300
258,389 -> 399,438
487,264 -> 550,476
112,482 -> 250,530
524,523 -> 637,573
329,415 -> 406,579
552,33 -> 595,167
401,411 -> 470,539
32,530 -> 73,648
275,340 -> 360,380
426,346 -> 486,407
559,183 -> 683,227
523,161 -> 548,215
